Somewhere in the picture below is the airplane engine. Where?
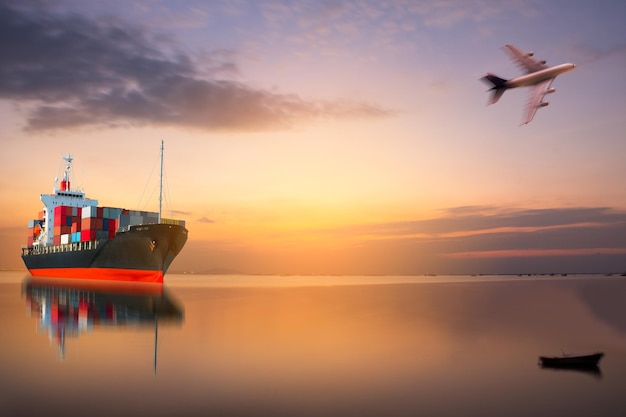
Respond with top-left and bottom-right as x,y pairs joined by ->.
540,60 -> 546,64
539,102 -> 549,108
546,88 -> 556,94
527,52 -> 534,56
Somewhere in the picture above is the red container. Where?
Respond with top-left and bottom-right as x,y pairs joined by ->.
53,235 -> 61,246
27,236 -> 34,246
108,229 -> 116,239
54,207 -> 63,225
97,207 -> 103,218
81,229 -> 96,241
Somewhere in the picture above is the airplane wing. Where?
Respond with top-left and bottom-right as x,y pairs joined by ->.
504,44 -> 548,74
522,79 -> 554,124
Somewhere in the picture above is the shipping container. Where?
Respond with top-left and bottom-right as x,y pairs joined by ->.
119,214 -> 130,229
81,217 -> 96,230
82,205 -> 95,219
54,207 -> 64,225
81,229 -> 96,242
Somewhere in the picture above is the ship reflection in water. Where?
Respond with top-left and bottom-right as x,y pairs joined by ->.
21,277 -> 183,371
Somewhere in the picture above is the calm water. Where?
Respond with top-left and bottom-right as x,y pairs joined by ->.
1,271 -> 626,417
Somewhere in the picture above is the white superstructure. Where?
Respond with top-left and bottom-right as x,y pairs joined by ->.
36,154 -> 98,246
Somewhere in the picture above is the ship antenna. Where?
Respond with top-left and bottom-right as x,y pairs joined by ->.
159,140 -> 164,223
61,153 -> 73,191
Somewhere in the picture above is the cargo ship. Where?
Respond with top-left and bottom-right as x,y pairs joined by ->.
21,142 -> 188,283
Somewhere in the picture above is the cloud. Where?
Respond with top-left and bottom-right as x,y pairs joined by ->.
326,206 -> 626,239
311,206 -> 626,273
197,217 -> 216,224
0,2 -> 391,132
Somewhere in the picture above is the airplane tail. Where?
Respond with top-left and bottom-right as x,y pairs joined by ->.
481,73 -> 508,104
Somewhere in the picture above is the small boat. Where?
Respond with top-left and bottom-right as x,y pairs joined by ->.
539,352 -> 604,368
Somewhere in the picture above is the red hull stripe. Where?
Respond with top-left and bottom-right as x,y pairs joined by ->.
28,267 -> 164,283
26,277 -> 164,295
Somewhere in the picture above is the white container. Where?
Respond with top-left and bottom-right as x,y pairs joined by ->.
82,205 -> 95,219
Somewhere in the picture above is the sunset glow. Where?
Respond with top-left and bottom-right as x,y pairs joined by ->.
1,0 -> 625,274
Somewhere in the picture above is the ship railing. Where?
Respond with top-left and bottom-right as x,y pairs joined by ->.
25,240 -> 102,255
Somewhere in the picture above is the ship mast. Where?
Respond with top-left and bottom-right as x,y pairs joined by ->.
61,153 -> 73,191
158,140 -> 164,223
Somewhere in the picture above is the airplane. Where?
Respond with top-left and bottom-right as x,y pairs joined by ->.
481,44 -> 576,125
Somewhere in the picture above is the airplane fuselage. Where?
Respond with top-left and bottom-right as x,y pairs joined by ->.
506,63 -> 576,89
482,44 -> 576,124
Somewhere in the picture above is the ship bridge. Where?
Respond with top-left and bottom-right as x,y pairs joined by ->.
37,154 -> 98,246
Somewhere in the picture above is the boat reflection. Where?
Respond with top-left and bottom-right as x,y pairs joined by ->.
539,363 -> 603,379
22,277 -> 183,371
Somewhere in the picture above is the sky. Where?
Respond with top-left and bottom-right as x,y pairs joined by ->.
1,0 -> 625,275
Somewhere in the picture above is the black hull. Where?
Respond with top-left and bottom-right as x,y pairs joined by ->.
22,224 -> 188,282
539,352 -> 604,368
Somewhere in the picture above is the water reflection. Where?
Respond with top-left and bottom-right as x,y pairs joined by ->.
4,275 -> 626,416
21,277 -> 183,371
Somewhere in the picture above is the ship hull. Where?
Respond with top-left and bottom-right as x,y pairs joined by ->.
22,224 -> 188,283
